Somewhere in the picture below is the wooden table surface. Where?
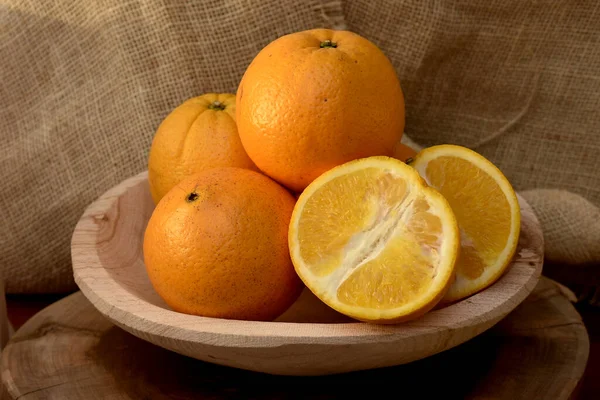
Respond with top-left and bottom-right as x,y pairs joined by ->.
0,277 -> 590,400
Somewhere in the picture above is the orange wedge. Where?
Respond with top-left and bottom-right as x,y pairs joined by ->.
288,156 -> 459,323
412,145 -> 521,303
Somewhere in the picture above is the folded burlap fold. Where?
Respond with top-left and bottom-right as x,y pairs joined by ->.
521,190 -> 600,266
521,189 -> 600,304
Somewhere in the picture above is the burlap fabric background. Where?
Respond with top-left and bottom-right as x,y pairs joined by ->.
1,0 -> 599,294
344,0 -> 600,299
0,0 -> 345,293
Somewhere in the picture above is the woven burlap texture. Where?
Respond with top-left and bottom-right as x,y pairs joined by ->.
0,0 -> 345,293
521,190 -> 600,265
2,0 -> 599,294
346,0 -> 600,266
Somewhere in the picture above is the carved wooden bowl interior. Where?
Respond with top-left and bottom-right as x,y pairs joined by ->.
72,171 -> 543,376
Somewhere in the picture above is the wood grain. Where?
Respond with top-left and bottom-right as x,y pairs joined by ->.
0,278 -> 588,400
70,171 -> 544,375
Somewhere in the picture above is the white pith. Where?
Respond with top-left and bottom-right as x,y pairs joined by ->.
289,157 -> 459,320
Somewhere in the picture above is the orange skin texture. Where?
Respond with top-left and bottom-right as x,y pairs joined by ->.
236,29 -> 405,192
148,93 -> 257,204
393,143 -> 418,163
143,168 -> 302,321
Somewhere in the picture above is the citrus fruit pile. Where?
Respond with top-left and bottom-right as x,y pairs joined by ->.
143,29 -> 521,324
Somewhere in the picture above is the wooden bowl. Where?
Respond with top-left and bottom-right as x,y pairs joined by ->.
72,172 -> 543,376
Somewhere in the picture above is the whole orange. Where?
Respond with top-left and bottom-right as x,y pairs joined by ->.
393,142 -> 418,163
143,167 -> 302,321
148,93 -> 256,204
236,29 -> 405,192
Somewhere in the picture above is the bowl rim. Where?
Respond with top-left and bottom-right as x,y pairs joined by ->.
72,171 -> 543,347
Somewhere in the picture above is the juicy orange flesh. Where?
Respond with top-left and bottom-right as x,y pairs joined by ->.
297,169 -> 444,310
425,156 -> 511,279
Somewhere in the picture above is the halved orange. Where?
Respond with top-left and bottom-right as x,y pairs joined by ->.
412,145 -> 521,303
288,156 -> 459,323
